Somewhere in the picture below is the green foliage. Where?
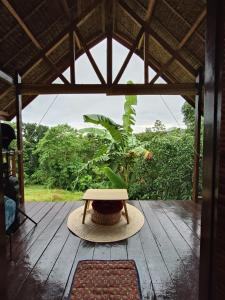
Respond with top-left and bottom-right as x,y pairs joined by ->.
122,83 -> 137,134
23,123 -> 48,182
152,120 -> 166,132
103,167 -> 127,188
8,96 -> 197,201
182,102 -> 195,130
133,129 -> 194,199
83,81 -> 150,191
33,124 -> 82,189
83,114 -> 124,144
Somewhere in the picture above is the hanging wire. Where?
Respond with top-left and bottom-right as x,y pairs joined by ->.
29,94 -> 59,140
159,94 -> 200,156
159,94 -> 181,128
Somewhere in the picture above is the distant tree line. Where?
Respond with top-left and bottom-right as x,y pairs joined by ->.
7,102 -> 200,200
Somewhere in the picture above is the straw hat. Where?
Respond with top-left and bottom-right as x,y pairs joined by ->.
67,203 -> 144,243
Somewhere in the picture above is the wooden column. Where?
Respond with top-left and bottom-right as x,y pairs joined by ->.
69,30 -> 76,84
144,31 -> 149,83
106,0 -> 113,86
14,73 -> 24,204
192,69 -> 203,202
199,0 -> 225,299
107,36 -> 112,86
0,121 -> 7,299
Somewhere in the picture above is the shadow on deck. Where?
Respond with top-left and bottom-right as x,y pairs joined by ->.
6,200 -> 201,300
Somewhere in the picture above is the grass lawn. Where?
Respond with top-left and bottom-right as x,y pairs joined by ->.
25,185 -> 83,202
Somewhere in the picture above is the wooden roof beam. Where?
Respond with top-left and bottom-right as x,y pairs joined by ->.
118,0 -> 196,77
150,8 -> 206,84
60,0 -> 76,84
0,111 -> 10,120
161,0 -> 205,43
20,0 -> 102,77
0,70 -> 13,85
105,0 -> 113,85
113,0 -> 156,84
18,83 -> 198,96
113,31 -> 195,106
1,0 -> 69,84
75,27 -> 106,84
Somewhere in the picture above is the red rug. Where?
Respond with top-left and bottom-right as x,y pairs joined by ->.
69,260 -> 142,300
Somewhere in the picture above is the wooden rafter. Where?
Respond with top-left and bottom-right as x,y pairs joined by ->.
105,0 -> 113,85
0,0 -> 102,102
161,0 -> 205,43
75,27 -> 106,84
0,111 -> 9,121
0,70 -> 13,85
113,31 -> 195,106
150,8 -> 206,84
60,0 -> 76,84
113,0 -> 156,84
20,1 -> 101,77
4,33 -> 106,115
144,32 -> 149,83
118,0 -> 196,77
18,83 -> 197,96
1,0 -> 69,84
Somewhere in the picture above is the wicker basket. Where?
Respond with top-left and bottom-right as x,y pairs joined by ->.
91,209 -> 122,225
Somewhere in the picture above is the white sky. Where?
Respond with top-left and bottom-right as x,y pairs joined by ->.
22,39 -> 185,132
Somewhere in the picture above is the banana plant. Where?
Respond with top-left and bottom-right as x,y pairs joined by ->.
82,81 -> 153,189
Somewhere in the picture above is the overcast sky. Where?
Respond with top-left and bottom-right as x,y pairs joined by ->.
22,39 -> 185,132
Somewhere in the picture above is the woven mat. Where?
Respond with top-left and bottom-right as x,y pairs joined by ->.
67,204 -> 144,243
69,260 -> 142,300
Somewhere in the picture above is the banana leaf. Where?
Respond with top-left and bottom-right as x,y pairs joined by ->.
103,167 -> 127,188
83,114 -> 124,143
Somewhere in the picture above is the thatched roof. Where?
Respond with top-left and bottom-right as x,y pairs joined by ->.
0,0 -> 206,119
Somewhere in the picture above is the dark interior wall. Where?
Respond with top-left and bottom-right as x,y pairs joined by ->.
200,0 -> 225,299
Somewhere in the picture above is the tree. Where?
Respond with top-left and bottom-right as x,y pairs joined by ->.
34,124 -> 107,190
152,120 -> 166,132
23,123 -> 48,181
182,102 -> 195,130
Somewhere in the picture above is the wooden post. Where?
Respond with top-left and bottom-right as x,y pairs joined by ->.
14,73 -> 24,204
192,69 -> 203,202
106,0 -> 113,86
144,31 -> 149,83
69,31 -> 76,84
199,0 -> 225,299
0,121 -> 7,299
107,37 -> 112,86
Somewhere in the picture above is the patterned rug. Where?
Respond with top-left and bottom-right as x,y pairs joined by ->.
69,260 -> 142,300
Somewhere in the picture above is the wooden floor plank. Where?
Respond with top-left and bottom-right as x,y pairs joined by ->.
4,200 -> 200,300
157,201 -> 200,259
170,201 -> 201,238
40,219 -> 81,300
7,202 -> 71,299
13,202 -> 79,300
12,202 -> 56,250
132,201 -> 176,299
140,201 -> 196,300
62,240 -> 95,299
148,201 -> 199,299
93,243 -> 111,260
110,240 -> 127,260
11,202 -> 59,261
127,228 -> 155,300
23,202 -> 39,214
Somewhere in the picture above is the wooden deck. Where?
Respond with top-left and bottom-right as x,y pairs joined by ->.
6,200 -> 201,300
